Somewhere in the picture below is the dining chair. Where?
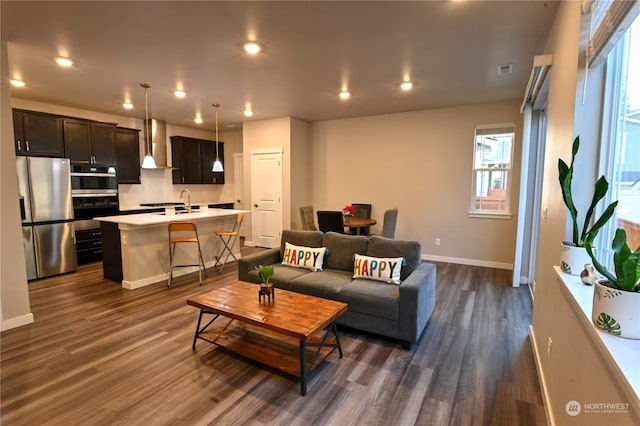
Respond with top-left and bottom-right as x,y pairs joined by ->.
381,208 -> 398,239
317,211 -> 344,233
300,205 -> 317,231
350,203 -> 372,234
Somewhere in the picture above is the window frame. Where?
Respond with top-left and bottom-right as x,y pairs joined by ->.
596,19 -> 640,267
468,123 -> 516,219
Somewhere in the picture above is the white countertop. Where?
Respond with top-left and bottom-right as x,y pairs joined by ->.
96,208 -> 248,226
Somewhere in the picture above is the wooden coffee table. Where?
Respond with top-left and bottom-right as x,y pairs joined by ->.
187,280 -> 348,395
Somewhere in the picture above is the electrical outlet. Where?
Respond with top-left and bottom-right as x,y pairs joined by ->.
546,337 -> 552,358
435,238 -> 441,246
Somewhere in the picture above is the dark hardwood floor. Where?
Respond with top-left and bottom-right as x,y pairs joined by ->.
1,247 -> 546,425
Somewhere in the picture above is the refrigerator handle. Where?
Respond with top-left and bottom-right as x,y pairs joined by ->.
19,196 -> 26,221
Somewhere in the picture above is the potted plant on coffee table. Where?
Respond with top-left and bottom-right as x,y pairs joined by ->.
585,228 -> 640,339
256,264 -> 275,302
558,136 -> 618,275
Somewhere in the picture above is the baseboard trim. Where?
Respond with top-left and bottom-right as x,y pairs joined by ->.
422,254 -> 513,270
1,312 -> 34,331
529,325 -> 555,426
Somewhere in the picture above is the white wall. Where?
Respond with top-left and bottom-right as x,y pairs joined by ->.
310,101 -> 523,267
530,2 -> 639,424
1,39 -> 33,330
242,117 -> 293,244
290,118 -> 312,230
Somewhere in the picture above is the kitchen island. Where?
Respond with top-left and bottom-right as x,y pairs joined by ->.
96,209 -> 247,289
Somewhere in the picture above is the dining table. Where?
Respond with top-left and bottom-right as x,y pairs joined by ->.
343,217 -> 377,235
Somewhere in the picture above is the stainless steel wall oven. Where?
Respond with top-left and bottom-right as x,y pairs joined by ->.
70,164 -> 119,264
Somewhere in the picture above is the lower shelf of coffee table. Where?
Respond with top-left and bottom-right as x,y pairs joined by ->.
197,319 -> 337,377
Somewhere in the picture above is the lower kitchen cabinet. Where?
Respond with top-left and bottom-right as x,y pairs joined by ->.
75,227 -> 103,264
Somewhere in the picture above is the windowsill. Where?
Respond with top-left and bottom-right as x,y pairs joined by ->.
554,266 -> 640,403
467,211 -> 512,220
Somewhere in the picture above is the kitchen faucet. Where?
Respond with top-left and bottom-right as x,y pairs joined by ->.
180,189 -> 192,213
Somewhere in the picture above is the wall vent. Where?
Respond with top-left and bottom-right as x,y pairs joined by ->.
497,64 -> 513,75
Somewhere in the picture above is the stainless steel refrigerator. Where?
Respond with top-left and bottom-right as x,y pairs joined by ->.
17,157 -> 77,280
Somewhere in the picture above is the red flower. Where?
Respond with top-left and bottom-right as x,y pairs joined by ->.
343,205 -> 355,215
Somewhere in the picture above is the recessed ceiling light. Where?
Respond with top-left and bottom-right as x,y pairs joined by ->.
10,79 -> 26,87
55,57 -> 74,67
339,91 -> 351,100
122,102 -> 133,109
400,81 -> 413,91
174,90 -> 186,98
194,115 -> 203,124
244,108 -> 253,117
244,42 -> 261,55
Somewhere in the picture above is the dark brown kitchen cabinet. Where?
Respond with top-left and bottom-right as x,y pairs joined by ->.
171,136 -> 224,184
115,127 -> 141,184
63,119 -> 116,165
13,109 -> 64,157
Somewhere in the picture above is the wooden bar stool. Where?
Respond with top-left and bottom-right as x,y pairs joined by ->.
214,213 -> 243,272
168,222 -> 207,287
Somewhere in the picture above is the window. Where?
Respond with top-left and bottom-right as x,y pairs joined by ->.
469,124 -> 515,218
598,14 -> 640,265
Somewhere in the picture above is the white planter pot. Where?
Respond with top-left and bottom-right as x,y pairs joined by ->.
560,243 -> 592,276
592,280 -> 640,339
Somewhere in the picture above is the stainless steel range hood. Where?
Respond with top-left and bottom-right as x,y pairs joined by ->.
143,118 -> 168,168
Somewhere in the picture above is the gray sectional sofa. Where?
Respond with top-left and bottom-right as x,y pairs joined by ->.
238,230 -> 437,347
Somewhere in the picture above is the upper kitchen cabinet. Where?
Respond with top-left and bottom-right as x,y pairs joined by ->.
63,118 -> 116,165
13,109 -> 64,157
171,136 -> 224,184
115,127 -> 141,184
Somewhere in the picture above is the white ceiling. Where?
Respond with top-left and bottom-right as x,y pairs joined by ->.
2,1 -> 559,130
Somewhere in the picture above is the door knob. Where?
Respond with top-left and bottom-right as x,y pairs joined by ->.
254,204 -> 258,208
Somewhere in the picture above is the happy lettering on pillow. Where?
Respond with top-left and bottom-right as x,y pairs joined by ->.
281,242 -> 327,271
353,254 -> 405,284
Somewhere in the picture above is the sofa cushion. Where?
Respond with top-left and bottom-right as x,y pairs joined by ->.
337,279 -> 399,321
323,232 -> 369,272
243,264 -> 310,291
353,254 -> 404,284
366,236 -> 421,281
280,230 -> 324,258
289,269 -> 352,299
282,242 -> 327,271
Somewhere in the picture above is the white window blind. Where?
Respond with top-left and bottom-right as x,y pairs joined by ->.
585,0 -> 640,66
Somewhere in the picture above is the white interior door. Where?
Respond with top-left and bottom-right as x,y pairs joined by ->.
233,153 -> 247,237
250,149 -> 283,248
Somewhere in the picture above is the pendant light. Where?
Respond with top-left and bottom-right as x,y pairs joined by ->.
140,83 -> 157,169
212,103 -> 224,172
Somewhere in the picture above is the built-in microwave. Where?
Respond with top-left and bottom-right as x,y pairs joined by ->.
70,164 -> 117,195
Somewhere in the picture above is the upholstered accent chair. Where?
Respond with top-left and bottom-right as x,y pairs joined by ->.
381,208 -> 399,239
299,205 -> 317,231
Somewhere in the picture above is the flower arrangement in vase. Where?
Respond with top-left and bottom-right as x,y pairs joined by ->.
343,204 -> 355,221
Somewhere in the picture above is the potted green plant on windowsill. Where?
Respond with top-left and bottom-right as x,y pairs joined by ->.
585,228 -> 640,339
558,136 -> 618,275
